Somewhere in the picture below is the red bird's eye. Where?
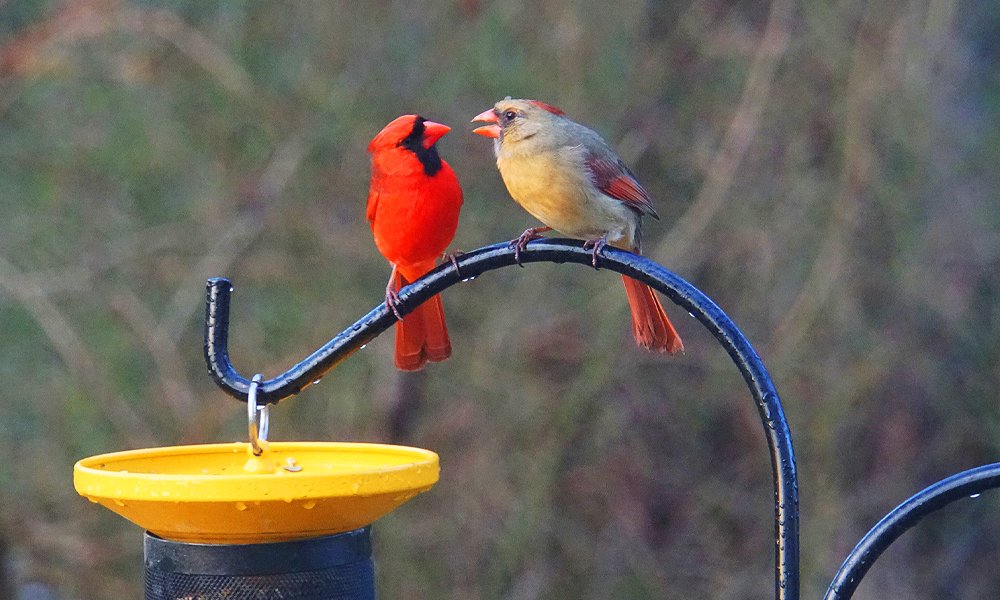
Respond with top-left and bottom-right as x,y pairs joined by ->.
504,110 -> 517,121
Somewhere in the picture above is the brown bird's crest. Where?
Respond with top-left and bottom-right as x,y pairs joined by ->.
527,100 -> 564,116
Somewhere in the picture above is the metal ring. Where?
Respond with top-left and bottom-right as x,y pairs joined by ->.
247,374 -> 269,455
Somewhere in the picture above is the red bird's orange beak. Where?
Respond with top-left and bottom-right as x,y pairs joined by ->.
471,109 -> 501,138
421,120 -> 451,149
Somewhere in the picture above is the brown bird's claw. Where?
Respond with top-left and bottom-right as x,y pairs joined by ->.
385,287 -> 403,321
509,226 -> 552,267
442,249 -> 464,278
583,235 -> 608,270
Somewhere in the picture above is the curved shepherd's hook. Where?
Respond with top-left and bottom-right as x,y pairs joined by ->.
204,237 -> 800,600
825,462 -> 1000,599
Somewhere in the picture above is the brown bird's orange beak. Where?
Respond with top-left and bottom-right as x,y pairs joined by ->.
471,109 -> 501,138
421,120 -> 451,149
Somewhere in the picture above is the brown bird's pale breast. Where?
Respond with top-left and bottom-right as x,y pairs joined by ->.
497,148 -> 639,248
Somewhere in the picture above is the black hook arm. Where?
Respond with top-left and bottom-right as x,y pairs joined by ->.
203,237 -> 800,600
825,462 -> 1000,599
204,237 -> 1000,599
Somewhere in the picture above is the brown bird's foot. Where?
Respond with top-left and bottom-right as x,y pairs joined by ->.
509,226 -> 553,266
385,284 -> 403,321
442,249 -> 464,278
583,234 -> 609,270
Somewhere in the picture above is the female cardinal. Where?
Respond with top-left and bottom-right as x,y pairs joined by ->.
472,98 -> 683,354
367,114 -> 463,370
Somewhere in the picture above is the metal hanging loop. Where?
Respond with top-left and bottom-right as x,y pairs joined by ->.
247,374 -> 269,456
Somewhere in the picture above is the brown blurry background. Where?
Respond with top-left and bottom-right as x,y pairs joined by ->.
1,0 -> 998,598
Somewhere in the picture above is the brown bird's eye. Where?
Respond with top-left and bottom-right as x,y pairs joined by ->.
504,110 -> 517,121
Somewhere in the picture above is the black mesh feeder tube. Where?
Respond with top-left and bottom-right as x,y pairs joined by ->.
144,527 -> 374,600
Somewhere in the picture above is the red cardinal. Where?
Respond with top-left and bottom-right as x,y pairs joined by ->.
472,98 -> 683,354
368,114 -> 464,370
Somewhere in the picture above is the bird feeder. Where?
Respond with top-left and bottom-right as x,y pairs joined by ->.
73,238 -> 1000,600
75,370 -> 438,598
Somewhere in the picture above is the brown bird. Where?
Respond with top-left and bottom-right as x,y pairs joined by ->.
472,98 -> 683,354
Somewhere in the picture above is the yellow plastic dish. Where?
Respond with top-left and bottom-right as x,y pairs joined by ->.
74,442 -> 439,544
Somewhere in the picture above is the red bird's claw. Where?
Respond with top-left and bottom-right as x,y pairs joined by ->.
583,236 -> 608,270
385,289 -> 403,321
442,250 -> 464,278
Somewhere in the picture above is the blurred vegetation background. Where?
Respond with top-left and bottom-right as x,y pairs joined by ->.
1,0 -> 998,598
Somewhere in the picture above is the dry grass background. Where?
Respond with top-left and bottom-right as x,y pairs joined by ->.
0,0 -> 998,598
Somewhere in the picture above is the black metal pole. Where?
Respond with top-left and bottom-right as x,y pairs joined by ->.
824,462 -> 1000,600
203,238 -> 799,600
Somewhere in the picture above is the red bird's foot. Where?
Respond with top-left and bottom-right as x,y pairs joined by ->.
442,249 -> 464,278
583,235 -> 609,270
509,226 -> 553,266
385,287 -> 403,321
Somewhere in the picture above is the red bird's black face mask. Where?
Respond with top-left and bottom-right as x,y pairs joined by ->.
400,117 -> 443,177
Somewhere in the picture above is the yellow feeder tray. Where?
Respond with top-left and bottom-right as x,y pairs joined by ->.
74,442 -> 439,544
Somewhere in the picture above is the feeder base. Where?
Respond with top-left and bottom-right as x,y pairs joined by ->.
144,527 -> 374,600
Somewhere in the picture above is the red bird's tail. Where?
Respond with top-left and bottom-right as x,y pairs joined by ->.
391,269 -> 451,371
621,275 -> 684,354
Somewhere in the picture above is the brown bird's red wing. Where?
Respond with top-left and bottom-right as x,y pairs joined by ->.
585,156 -> 659,219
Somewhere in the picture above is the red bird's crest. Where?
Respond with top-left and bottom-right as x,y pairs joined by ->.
368,114 -> 419,153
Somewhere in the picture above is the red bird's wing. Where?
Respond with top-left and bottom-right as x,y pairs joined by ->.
366,186 -> 379,225
368,150 -> 463,267
586,156 -> 659,220
366,159 -> 383,226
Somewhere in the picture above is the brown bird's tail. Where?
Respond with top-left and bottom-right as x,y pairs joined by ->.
391,269 -> 451,371
621,275 -> 684,354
